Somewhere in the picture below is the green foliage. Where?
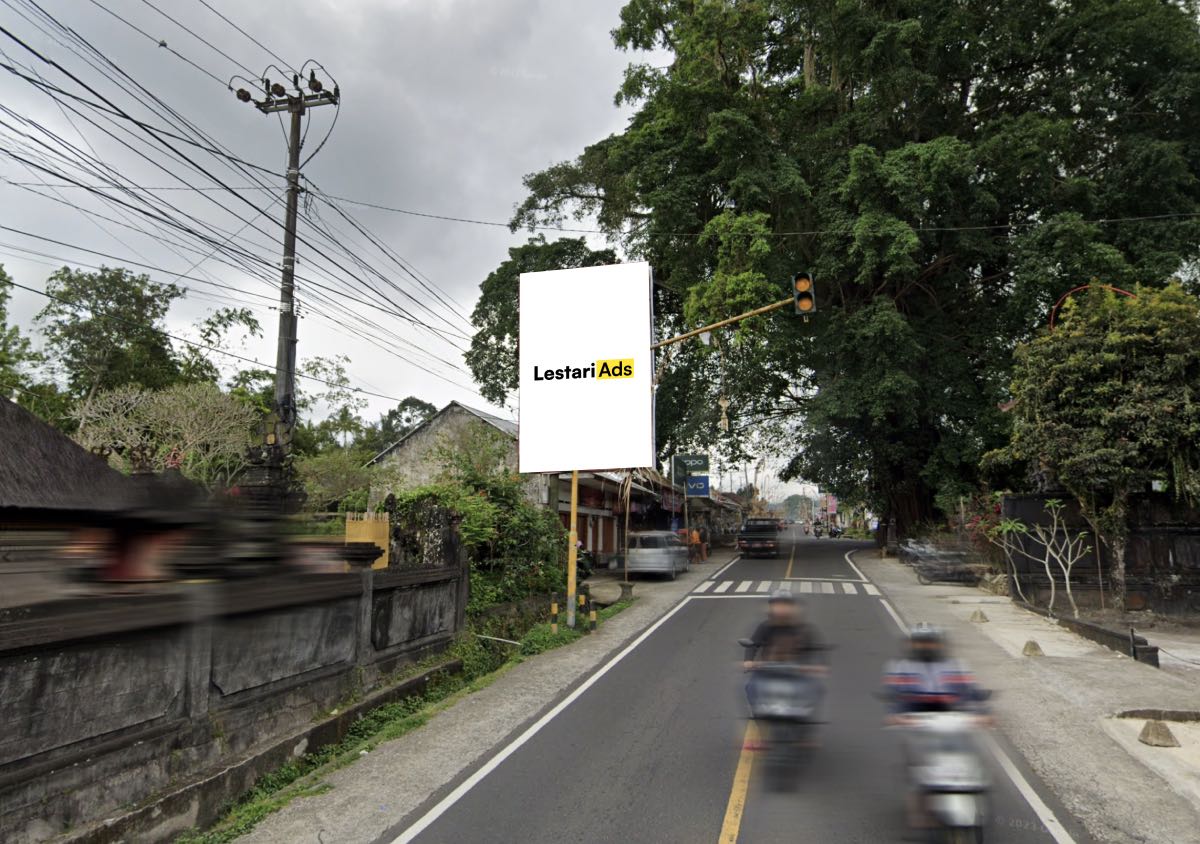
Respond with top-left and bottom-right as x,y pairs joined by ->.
356,396 -> 437,457
385,424 -> 568,607
72,382 -> 256,489
36,266 -> 185,400
295,448 -> 373,512
989,284 -> 1200,602
0,265 -> 38,402
510,0 -> 1200,535
466,236 -> 616,406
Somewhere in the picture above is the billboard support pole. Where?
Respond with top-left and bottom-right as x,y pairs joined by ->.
567,469 -> 579,629
683,470 -> 690,558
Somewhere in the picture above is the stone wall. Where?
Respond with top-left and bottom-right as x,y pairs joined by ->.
0,558 -> 468,843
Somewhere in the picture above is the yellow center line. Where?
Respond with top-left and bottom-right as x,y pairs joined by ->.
784,541 -> 796,580
719,720 -> 758,843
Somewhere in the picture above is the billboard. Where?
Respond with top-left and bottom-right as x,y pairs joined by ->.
518,262 -> 655,473
685,475 -> 710,497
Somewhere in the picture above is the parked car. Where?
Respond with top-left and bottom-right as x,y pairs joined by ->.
626,531 -> 689,579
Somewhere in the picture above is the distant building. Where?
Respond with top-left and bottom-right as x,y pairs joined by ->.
366,401 -> 553,509
364,401 -> 678,565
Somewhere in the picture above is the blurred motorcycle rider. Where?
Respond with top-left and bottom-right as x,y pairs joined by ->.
883,624 -> 990,826
743,591 -> 826,713
882,624 -> 987,720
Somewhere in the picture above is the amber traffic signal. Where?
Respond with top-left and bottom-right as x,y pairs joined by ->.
793,272 -> 815,314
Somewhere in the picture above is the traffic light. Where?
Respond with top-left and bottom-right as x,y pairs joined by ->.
793,272 -> 815,315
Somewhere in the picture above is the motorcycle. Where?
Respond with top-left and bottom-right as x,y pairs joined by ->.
738,641 -> 826,790
828,525 -> 844,539
897,711 -> 990,842
813,524 -> 824,538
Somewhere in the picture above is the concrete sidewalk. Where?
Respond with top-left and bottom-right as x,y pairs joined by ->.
859,552 -> 1200,844
235,550 -> 737,844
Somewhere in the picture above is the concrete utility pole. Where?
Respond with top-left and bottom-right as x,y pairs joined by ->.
234,71 -> 339,450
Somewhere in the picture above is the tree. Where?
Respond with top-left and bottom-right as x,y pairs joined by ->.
467,236 -> 616,406
358,396 -> 437,456
36,266 -> 184,401
989,285 -> 1200,607
510,0 -> 1200,535
295,448 -> 373,512
72,383 -> 257,489
0,264 -> 38,401
989,499 -> 1092,619
177,307 -> 262,385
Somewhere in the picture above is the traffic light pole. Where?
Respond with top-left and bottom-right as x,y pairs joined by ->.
652,297 -> 791,349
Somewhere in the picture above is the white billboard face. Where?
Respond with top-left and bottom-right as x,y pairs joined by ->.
518,262 -> 655,473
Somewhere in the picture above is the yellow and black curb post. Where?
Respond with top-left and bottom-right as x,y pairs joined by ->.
550,597 -> 559,635
588,600 -> 597,633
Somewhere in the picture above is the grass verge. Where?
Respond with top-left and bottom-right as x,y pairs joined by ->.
174,598 -> 635,844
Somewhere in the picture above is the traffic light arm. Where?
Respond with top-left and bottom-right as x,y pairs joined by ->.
651,297 -> 792,350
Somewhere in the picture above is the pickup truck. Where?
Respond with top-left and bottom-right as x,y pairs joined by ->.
737,518 -> 781,558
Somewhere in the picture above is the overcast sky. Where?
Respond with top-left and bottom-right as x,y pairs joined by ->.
0,0 -> 810,498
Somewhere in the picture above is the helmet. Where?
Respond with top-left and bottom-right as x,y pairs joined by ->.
768,588 -> 797,605
910,623 -> 944,644
909,623 -> 946,661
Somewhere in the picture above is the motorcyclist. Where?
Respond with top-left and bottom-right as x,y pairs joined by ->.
743,591 -> 826,709
882,623 -> 988,722
883,624 -> 990,827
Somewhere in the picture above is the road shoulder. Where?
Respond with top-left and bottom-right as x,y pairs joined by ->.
858,550 -> 1200,844
236,553 -> 733,844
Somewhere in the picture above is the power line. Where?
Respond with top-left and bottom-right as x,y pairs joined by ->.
192,0 -> 297,75
6,275 -> 414,403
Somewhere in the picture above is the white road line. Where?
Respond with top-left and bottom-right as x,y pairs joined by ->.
844,550 -> 868,581
693,581 -> 713,594
735,580 -> 752,593
863,583 -> 880,596
691,594 -> 769,600
873,594 -> 1074,841
799,581 -> 814,594
879,598 -> 908,633
982,733 -> 1078,844
714,580 -> 733,594
709,557 -> 742,580
841,582 -> 858,595
821,582 -> 836,595
756,580 -> 772,593
388,596 -> 698,844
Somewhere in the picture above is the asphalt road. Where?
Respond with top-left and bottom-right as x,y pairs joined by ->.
386,529 -> 1083,844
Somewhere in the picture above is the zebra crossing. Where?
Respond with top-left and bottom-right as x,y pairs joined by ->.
692,579 -> 882,597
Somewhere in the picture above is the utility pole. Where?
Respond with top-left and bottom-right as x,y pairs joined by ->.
232,68 -> 338,512
234,70 -> 339,451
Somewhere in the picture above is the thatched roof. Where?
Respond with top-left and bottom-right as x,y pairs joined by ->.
0,397 -> 141,515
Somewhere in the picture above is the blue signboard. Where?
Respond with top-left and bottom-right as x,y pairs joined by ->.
685,475 -> 710,497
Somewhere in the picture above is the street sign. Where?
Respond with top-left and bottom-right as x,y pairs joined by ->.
686,475 -> 710,497
672,453 -> 709,479
518,262 -> 654,472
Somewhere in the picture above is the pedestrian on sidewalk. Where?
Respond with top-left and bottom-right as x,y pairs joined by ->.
688,527 -> 701,564
699,525 -> 710,561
